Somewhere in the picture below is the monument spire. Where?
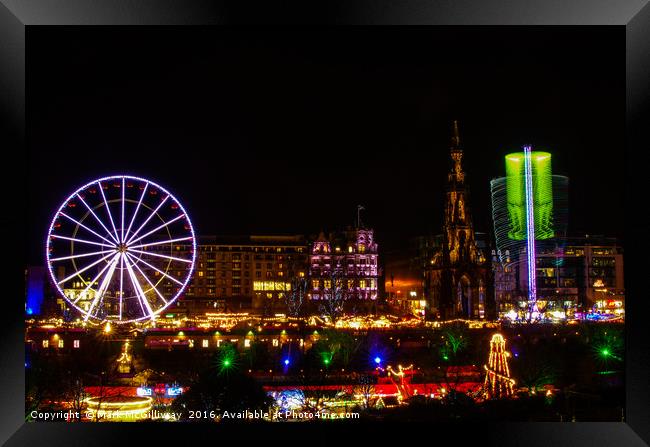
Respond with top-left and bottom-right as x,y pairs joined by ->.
451,119 -> 461,150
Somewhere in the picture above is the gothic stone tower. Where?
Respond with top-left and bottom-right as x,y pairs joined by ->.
427,121 -> 493,320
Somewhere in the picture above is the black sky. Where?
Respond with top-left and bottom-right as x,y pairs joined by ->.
27,27 -> 624,265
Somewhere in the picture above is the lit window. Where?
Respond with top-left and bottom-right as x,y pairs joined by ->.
348,246 -> 353,253
359,244 -> 366,253
42,340 -> 49,348
272,339 -> 279,347
299,271 -> 305,278
198,271 -> 204,277
244,339 -> 251,348
202,339 -> 209,348
360,279 -> 367,288
324,279 -> 331,289
73,340 -> 80,348
217,340 -> 222,347
312,280 -> 320,289
58,339 -> 64,348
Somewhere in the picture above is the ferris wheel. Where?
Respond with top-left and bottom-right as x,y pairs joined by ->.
46,175 -> 196,324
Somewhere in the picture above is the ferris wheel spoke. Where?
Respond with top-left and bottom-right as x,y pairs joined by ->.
124,182 -> 148,243
126,214 -> 186,246
84,255 -> 119,322
128,255 -> 168,304
76,193 -> 119,244
119,253 -> 125,319
49,234 -> 113,249
97,181 -> 120,243
120,177 -> 126,243
57,251 -> 117,285
73,252 -> 120,304
124,255 -> 155,319
125,194 -> 170,246
126,252 -> 184,286
50,249 -> 115,262
128,248 -> 193,264
128,236 -> 193,250
59,212 -> 118,247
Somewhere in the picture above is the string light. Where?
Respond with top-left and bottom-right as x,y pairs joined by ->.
483,333 -> 515,399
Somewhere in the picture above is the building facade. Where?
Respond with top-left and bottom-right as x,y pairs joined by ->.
424,122 -> 494,320
148,235 -> 308,316
493,236 -> 625,319
308,227 -> 380,309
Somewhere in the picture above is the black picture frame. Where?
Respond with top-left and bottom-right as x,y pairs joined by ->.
1,1 -> 649,445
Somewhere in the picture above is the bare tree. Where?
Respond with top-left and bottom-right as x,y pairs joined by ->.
284,276 -> 308,317
353,374 -> 376,410
319,270 -> 348,323
65,378 -> 89,421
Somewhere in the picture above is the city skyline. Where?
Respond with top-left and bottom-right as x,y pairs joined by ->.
27,27 -> 624,265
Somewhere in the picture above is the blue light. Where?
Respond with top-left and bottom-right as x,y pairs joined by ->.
26,307 -> 33,315
284,359 -> 290,366
374,357 -> 381,364
166,386 -> 183,397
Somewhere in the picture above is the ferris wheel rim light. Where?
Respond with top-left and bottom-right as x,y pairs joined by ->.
46,174 -> 196,324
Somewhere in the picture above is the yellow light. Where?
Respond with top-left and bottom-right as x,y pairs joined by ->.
104,322 -> 112,334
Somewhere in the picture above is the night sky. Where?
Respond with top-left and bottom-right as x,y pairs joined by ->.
27,27 -> 624,265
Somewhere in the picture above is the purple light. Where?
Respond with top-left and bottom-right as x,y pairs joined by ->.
523,145 -> 538,319
46,175 -> 197,324
374,356 -> 382,364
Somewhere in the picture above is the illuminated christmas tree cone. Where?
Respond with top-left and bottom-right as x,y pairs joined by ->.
483,333 -> 515,399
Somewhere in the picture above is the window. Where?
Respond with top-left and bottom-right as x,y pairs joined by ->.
42,340 -> 49,348
312,279 -> 320,289
73,339 -> 80,348
324,279 -> 331,289
360,279 -> 366,288
272,339 -> 279,347
244,339 -> 251,348
58,339 -> 64,348
277,272 -> 284,277
299,271 -> 305,277
198,271 -> 204,277
256,271 -> 261,278
202,339 -> 209,348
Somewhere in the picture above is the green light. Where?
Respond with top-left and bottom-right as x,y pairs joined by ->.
505,151 -> 554,241
443,355 -> 449,361
324,359 -> 330,365
223,359 -> 231,367
601,348 -> 610,357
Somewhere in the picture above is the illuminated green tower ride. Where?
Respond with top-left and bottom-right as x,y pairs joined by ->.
505,151 -> 554,241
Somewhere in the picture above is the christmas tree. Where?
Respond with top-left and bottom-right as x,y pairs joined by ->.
483,333 -> 515,399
